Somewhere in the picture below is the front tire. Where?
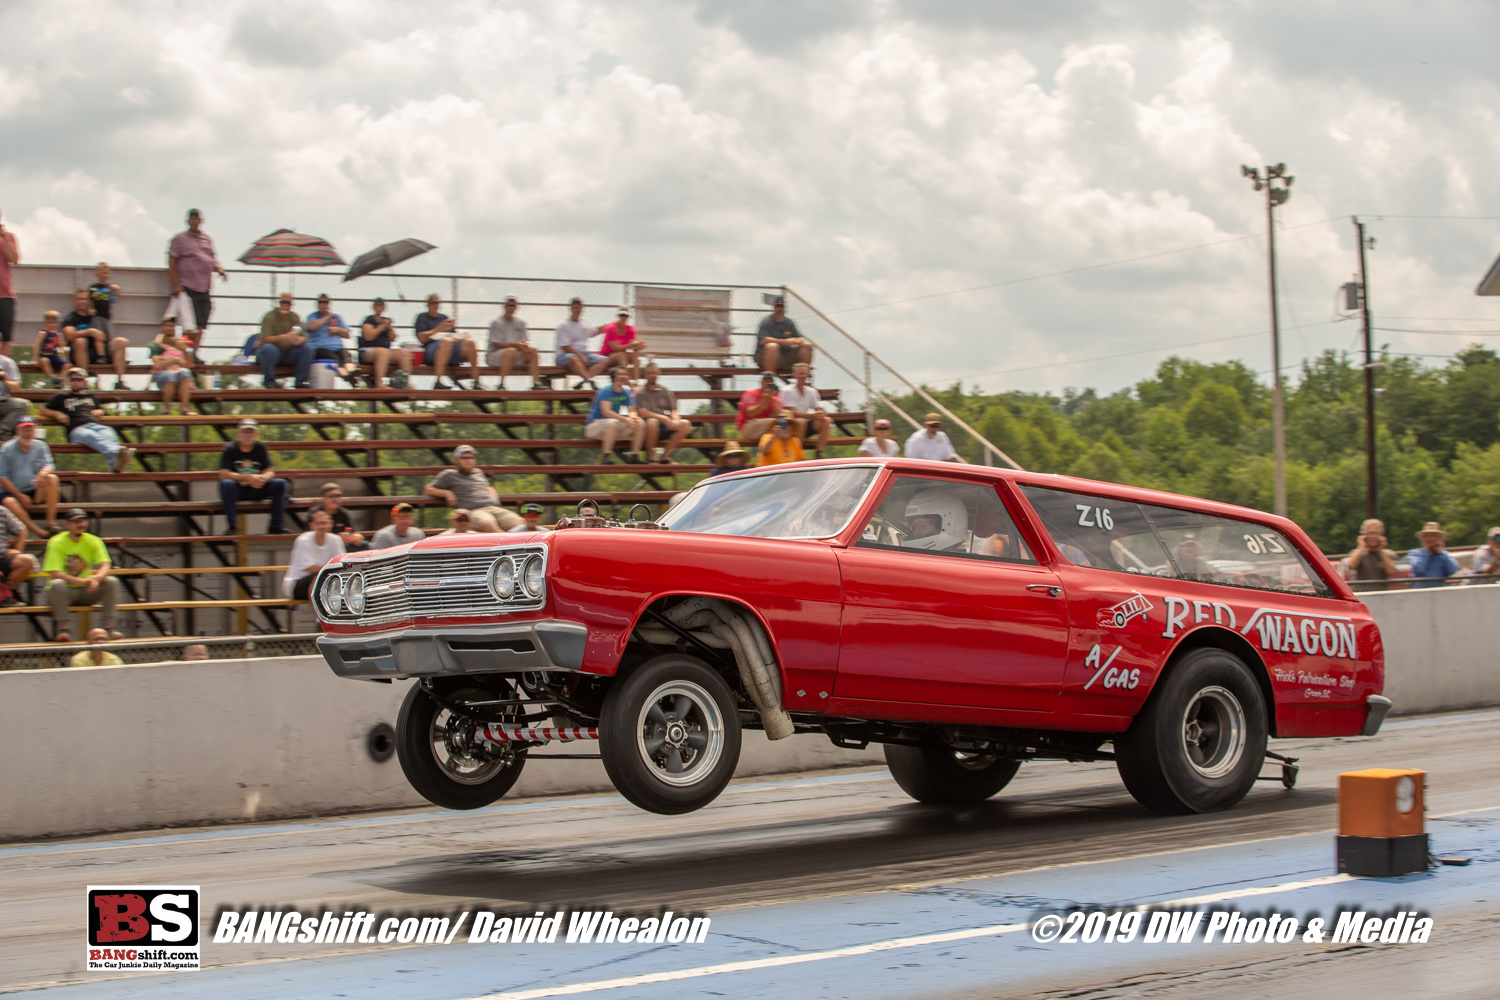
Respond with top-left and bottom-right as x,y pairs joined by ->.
599,655 -> 741,815
884,743 -> 1021,804
395,685 -> 528,810
1115,647 -> 1268,815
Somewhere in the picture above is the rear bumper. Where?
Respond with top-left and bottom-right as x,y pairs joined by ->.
1361,694 -> 1394,736
317,620 -> 588,680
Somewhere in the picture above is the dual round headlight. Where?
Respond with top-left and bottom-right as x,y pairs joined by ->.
489,557 -> 516,599
320,572 -> 365,616
320,573 -> 343,614
488,555 -> 544,600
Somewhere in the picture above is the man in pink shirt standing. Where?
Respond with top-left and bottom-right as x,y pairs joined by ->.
167,209 -> 227,334
598,309 -> 647,381
0,208 -> 19,358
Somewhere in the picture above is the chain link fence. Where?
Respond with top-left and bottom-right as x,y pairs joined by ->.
0,633 -> 321,672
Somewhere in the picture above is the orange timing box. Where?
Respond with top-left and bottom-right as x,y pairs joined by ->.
1339,768 -> 1425,838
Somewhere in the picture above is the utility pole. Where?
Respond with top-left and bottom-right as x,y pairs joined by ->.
1241,163 -> 1294,518
1352,217 -> 1378,518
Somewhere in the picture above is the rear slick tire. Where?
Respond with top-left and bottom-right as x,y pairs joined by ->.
1115,647 -> 1268,815
395,684 -> 528,810
884,743 -> 1021,804
599,655 -> 741,815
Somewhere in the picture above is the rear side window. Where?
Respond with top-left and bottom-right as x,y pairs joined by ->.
1017,485 -> 1170,574
1138,502 -> 1331,597
1019,484 -> 1332,597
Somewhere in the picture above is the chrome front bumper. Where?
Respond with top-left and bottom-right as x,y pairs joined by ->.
317,620 -> 588,680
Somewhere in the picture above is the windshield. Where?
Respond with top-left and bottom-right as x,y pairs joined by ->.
659,467 -> 879,539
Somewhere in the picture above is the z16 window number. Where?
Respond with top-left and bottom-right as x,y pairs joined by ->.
1243,533 -> 1286,555
1075,505 -> 1114,530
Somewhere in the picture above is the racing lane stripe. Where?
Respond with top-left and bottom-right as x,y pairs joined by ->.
456,874 -> 1354,1000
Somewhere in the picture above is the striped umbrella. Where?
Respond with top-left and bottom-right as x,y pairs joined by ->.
237,229 -> 346,268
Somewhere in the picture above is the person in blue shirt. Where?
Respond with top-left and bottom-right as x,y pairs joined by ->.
1407,522 -> 1459,589
0,417 -> 60,537
304,294 -> 356,381
584,368 -> 644,464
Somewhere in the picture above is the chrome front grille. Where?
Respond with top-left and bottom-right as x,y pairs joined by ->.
315,544 -> 547,626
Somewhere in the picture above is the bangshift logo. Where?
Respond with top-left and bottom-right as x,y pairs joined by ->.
86,886 -> 200,971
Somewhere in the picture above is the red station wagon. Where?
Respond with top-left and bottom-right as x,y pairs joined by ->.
315,458 -> 1390,817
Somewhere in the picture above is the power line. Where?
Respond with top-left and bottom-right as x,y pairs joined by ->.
1374,326 -> 1500,336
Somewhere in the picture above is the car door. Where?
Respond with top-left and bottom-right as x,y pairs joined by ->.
833,475 -> 1070,713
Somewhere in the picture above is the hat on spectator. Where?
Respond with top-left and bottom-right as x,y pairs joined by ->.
453,444 -> 477,458
320,483 -> 341,496
873,418 -> 891,429
391,503 -> 416,515
714,443 -> 748,466
65,508 -> 88,521
617,309 -> 629,317
450,509 -> 471,519
238,418 -> 259,430
15,416 -> 35,427
522,503 -> 543,515
1487,526 -> 1500,540
923,412 -> 942,426
570,297 -> 582,305
1358,518 -> 1385,535
67,367 -> 88,378
760,371 -> 777,381
1416,521 -> 1446,539
772,296 -> 786,307
504,295 -> 517,304
372,297 -> 385,304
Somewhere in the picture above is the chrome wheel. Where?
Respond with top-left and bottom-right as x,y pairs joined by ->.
1181,685 -> 1246,779
953,751 -> 1004,772
635,680 -> 725,787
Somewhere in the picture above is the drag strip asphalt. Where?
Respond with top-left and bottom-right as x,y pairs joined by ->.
3,707 -> 1497,997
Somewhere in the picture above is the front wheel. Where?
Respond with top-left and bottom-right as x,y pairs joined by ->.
395,685 -> 528,810
884,743 -> 1021,804
599,655 -> 741,815
1115,647 -> 1268,815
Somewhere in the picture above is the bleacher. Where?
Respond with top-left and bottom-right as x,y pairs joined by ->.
3,267 -> 875,644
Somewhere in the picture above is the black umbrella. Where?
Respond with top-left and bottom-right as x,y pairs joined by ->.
342,238 -> 437,282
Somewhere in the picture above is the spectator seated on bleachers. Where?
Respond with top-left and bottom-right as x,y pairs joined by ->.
487,295 -> 543,391
33,310 -> 70,385
151,317 -> 195,416
422,444 -> 521,532
635,362 -> 691,464
598,309 -> 647,381
0,416 -> 60,536
0,346 -> 27,441
318,482 -> 365,549
305,294 -> 357,382
44,509 -> 121,644
438,508 -> 474,535
778,362 -> 831,458
509,502 -> 552,533
41,369 -> 136,473
218,418 -> 288,534
256,293 -> 312,389
369,502 -> 426,549
60,289 -> 129,389
585,368 -> 645,464
755,296 -> 812,372
554,297 -> 610,388
756,412 -> 805,466
416,294 -> 476,389
358,298 -> 413,389
0,502 -> 35,605
706,442 -> 748,477
282,510 -> 345,600
736,371 -> 781,445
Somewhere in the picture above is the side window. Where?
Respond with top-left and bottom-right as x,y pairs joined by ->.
1018,485 -> 1172,576
1139,503 -> 1332,597
857,477 -> 1036,564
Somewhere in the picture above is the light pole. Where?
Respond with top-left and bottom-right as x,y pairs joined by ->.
1241,163 -> 1294,518
1347,218 -> 1379,519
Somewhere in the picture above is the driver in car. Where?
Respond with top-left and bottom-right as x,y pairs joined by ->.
1174,533 -> 1216,579
900,490 -> 970,553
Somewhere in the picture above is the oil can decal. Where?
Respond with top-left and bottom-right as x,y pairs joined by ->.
1098,591 -> 1155,629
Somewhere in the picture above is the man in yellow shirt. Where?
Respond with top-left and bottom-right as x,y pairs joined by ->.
43,508 -> 119,643
756,412 -> 806,467
69,627 -> 124,667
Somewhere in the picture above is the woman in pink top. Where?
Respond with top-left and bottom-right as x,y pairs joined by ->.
599,309 -> 648,381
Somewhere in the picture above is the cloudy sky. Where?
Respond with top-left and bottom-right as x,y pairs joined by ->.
3,0 -> 1499,397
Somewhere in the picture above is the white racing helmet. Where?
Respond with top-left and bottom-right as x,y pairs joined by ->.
902,489 -> 969,550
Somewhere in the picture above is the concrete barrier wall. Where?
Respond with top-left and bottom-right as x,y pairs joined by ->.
0,656 -> 881,841
1362,584 -> 1500,717
5,589 -> 1497,843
